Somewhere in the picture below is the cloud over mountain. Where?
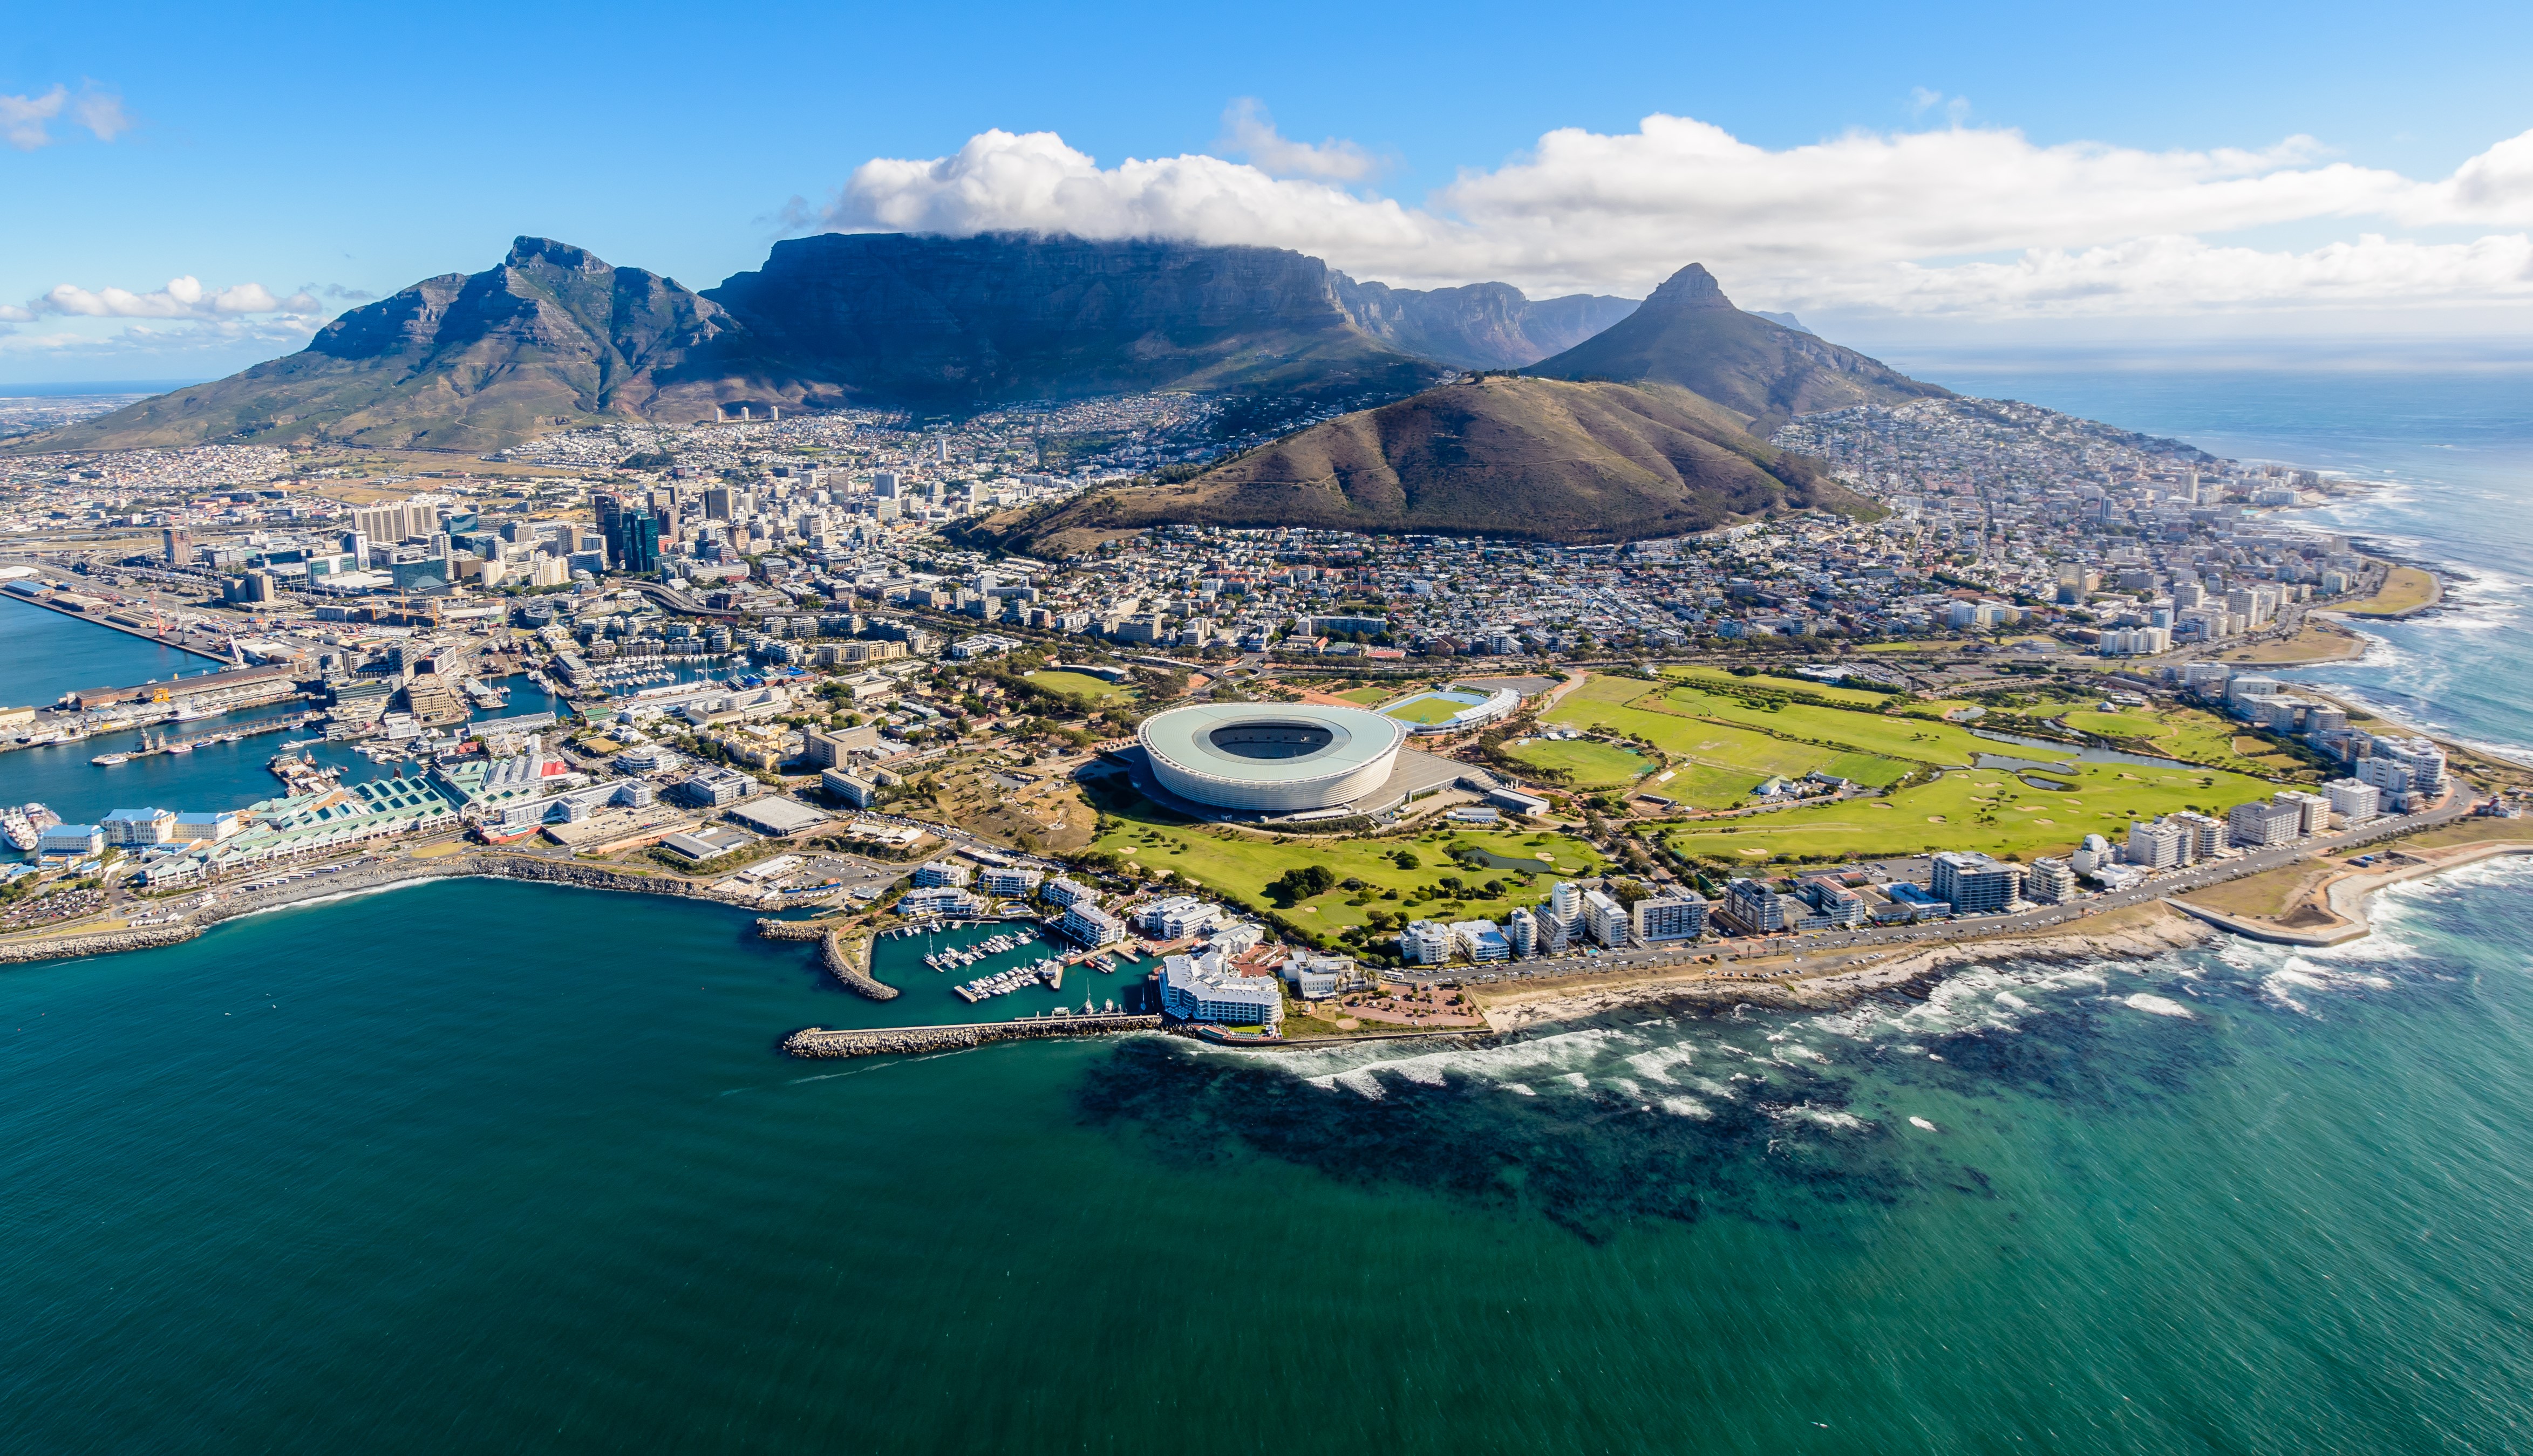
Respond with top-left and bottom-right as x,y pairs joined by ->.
802,113 -> 2533,318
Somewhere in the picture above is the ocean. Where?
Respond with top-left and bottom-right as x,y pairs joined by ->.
3,367 -> 2530,1453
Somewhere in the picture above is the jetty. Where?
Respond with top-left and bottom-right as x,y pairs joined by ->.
819,929 -> 898,1001
782,1014 -> 1161,1058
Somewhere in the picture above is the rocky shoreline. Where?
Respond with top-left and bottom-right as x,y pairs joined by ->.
1478,906 -> 2218,1032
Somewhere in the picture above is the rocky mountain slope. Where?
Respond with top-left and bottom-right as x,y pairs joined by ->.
978,375 -> 1878,551
30,238 -> 744,452
1526,263 -> 1947,433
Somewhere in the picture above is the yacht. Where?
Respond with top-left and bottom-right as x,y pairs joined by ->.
91,752 -> 131,767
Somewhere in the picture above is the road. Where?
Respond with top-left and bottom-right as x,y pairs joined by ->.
1394,794 -> 2475,988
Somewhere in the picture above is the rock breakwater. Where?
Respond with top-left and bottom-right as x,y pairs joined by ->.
0,922 -> 201,963
783,1014 -> 1161,1058
819,930 -> 898,1000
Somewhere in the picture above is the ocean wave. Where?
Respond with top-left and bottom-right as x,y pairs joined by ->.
2125,993 -> 2196,1018
1658,1096 -> 1713,1119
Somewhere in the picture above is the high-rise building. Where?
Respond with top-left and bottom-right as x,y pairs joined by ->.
2126,819 -> 2186,870
2275,789 -> 2332,837
1930,852 -> 2024,913
1632,894 -> 1710,943
2324,778 -> 2381,824
161,527 -> 193,565
2228,798 -> 2305,848
1719,878 -> 1792,935
2025,858 -> 2077,904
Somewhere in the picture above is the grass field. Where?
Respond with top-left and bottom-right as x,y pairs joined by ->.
2339,565 -> 2441,617
1660,665 -> 1897,708
1660,758 -> 2278,865
1541,678 -> 1906,806
1384,692 -> 1482,724
2217,620 -> 2369,665
2062,708 -> 2169,739
1026,670 -> 1136,702
1507,737 -> 1651,786
1333,686 -> 1392,706
1090,812 -> 1606,935
1652,681 -> 2017,767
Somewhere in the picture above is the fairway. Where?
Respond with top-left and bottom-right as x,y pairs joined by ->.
1662,760 -> 2277,865
1542,675 -> 1917,806
1508,737 -> 1651,786
1663,665 -> 1896,708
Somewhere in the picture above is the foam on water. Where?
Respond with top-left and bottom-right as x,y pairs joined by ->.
2125,994 -> 2196,1019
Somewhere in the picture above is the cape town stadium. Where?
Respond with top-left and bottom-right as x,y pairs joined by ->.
1135,703 -> 1408,812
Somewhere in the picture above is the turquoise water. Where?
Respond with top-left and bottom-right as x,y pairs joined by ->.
5,369 -> 2532,1453
6,871 -> 2533,1453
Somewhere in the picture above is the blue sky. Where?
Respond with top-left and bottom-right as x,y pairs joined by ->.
5,0 -> 2531,382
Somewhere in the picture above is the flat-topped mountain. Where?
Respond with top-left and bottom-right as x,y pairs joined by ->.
700,233 -> 1446,406
978,374 -> 1878,552
1526,263 -> 1948,433
17,233 -> 1646,452
33,238 -> 744,452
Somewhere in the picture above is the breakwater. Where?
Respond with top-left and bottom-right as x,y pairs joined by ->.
0,921 -> 201,963
754,917 -> 833,942
819,929 -> 898,1000
782,1014 -> 1160,1058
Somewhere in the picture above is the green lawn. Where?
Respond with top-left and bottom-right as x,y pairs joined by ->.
1026,670 -> 1136,702
1651,681 -> 2008,768
1091,818 -> 1606,935
1384,693 -> 1477,724
1662,761 -> 2276,866
1507,737 -> 1652,787
1662,665 -> 1897,708
1333,686 -> 1392,706
1543,676 -> 1918,806
2062,708 -> 2169,740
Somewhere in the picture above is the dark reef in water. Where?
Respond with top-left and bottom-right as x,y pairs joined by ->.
1075,1031 -> 1894,1243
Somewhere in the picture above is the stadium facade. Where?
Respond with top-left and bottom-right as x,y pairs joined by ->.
1136,703 -> 1408,813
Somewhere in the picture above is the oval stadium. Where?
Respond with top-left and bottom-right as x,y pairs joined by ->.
1136,703 -> 1408,813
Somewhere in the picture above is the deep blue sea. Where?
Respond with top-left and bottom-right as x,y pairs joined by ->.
3,366 -> 2530,1454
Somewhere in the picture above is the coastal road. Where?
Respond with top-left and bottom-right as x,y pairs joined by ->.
1398,795 -> 2475,989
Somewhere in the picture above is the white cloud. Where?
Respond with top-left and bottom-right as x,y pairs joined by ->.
2,84 -> 132,151
1216,98 -> 1383,181
33,276 -> 322,320
806,113 -> 2533,319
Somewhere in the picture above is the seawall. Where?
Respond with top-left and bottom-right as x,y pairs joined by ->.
782,1014 -> 1161,1058
819,929 -> 898,1000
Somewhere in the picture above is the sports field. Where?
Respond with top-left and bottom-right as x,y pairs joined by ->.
1333,686 -> 1392,706
1025,670 -> 1135,702
1383,690 -> 1488,724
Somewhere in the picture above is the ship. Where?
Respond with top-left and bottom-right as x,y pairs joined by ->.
91,752 -> 131,767
4,803 -> 60,852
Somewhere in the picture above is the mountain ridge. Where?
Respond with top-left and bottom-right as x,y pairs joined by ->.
972,375 -> 1880,553
1525,263 -> 1948,433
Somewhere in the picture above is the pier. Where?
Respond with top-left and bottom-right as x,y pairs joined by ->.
782,1014 -> 1161,1058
